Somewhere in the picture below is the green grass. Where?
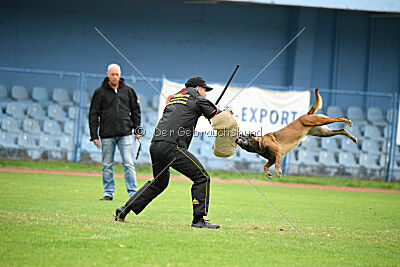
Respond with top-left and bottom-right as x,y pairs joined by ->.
1,159 -> 399,190
0,170 -> 399,266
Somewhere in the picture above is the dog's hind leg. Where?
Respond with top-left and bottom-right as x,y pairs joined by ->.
301,114 -> 353,127
308,126 -> 358,144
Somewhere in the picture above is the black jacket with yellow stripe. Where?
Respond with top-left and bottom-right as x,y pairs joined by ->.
152,87 -> 218,148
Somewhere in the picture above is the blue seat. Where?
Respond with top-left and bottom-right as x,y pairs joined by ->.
361,139 -> 380,154
152,95 -> 160,110
52,88 -> 71,104
48,103 -> 67,121
338,152 -> 358,168
73,89 -> 90,107
348,124 -> 362,138
0,84 -> 12,108
341,138 -> 360,153
327,106 -> 343,118
1,117 -> 21,133
64,120 -> 75,136
319,151 -> 339,167
43,120 -> 62,135
0,132 -> 18,149
59,135 -> 74,151
367,107 -> 386,126
297,150 -> 319,166
27,103 -> 46,120
22,119 -> 41,134
320,138 -> 339,151
68,106 -> 77,120
363,125 -> 382,140
39,135 -> 59,150
359,153 -> 380,171
6,102 -> 25,118
347,106 -> 366,123
31,86 -> 52,104
11,85 -> 29,101
17,133 -> 39,149
299,137 -> 319,151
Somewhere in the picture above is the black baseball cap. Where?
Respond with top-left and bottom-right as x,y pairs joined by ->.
185,76 -> 213,91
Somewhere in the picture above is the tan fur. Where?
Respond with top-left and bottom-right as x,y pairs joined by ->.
254,88 -> 357,179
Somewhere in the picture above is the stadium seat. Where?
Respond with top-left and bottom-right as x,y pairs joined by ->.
31,86 -> 52,104
299,136 -> 319,151
0,132 -> 18,149
64,120 -> 75,136
338,152 -> 358,168
27,102 -> 46,120
152,94 -> 160,110
52,88 -> 71,104
363,125 -> 382,140
17,133 -> 39,149
48,103 -> 67,121
297,150 -> 319,166
347,106 -> 367,124
319,151 -> 338,166
11,85 -> 29,101
1,117 -> 21,133
326,106 -> 344,118
67,106 -> 78,120
43,120 -> 62,135
39,135 -> 59,150
59,135 -> 74,151
22,119 -> 41,134
348,124 -> 362,138
367,107 -> 387,126
386,109 -> 394,123
0,84 -> 12,107
320,138 -> 339,151
361,139 -> 380,154
73,89 -> 90,107
341,138 -> 360,153
6,102 -> 25,118
359,153 -> 381,171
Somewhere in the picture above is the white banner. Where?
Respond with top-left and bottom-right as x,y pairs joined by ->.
159,78 -> 310,135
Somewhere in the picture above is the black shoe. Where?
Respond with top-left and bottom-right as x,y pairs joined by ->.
99,196 -> 113,201
191,218 -> 220,229
115,205 -> 129,222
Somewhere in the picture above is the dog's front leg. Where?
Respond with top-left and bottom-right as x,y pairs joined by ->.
263,162 -> 273,179
275,151 -> 284,178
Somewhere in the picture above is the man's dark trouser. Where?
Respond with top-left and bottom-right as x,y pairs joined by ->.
124,141 -> 211,216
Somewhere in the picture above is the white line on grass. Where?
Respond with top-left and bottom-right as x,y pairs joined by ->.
224,159 -> 305,239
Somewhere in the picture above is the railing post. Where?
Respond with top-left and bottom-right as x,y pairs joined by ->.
74,71 -> 85,163
386,92 -> 399,182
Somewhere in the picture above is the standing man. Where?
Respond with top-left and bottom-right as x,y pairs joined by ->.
115,76 -> 221,229
89,63 -> 141,200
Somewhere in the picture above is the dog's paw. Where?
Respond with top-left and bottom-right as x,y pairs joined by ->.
348,120 -> 353,127
352,137 -> 358,144
276,170 -> 282,179
265,171 -> 272,180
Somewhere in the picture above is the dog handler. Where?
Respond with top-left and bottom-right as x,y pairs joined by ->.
115,76 -> 221,229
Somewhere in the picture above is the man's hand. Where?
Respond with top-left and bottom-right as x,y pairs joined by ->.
134,135 -> 141,140
93,139 -> 100,147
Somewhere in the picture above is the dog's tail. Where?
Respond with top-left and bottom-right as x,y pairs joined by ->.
307,88 -> 322,115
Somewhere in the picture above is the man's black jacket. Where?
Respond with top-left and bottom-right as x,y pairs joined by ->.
89,77 -> 141,140
152,87 -> 218,149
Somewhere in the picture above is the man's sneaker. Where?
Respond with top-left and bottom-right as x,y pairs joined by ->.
115,205 -> 128,222
191,218 -> 220,229
100,196 -> 113,201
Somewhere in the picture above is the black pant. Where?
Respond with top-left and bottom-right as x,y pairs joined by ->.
125,141 -> 211,216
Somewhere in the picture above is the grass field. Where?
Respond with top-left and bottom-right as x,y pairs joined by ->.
1,167 -> 399,266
